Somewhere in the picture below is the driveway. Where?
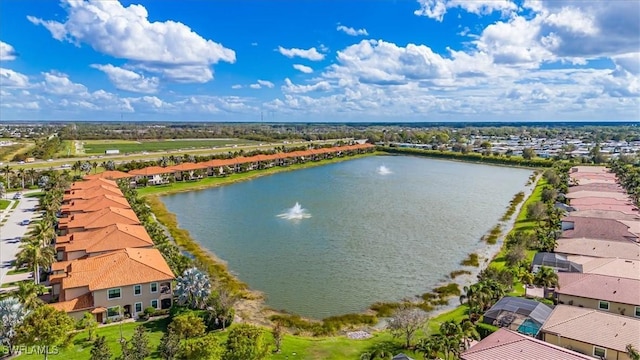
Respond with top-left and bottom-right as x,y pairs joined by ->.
0,189 -> 42,286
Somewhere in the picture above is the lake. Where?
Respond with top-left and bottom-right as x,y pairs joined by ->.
161,155 -> 533,318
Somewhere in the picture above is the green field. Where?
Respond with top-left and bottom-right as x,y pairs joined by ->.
16,318 -> 421,360
82,139 -> 259,155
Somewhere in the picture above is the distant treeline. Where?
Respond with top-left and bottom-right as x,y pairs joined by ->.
379,146 -> 555,167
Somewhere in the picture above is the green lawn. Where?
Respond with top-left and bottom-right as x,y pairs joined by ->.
16,318 -> 420,360
18,318 -> 170,360
82,139 -> 259,155
0,199 -> 10,210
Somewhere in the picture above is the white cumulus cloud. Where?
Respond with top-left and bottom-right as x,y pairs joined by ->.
282,78 -> 331,93
337,25 -> 369,36
414,0 -> 517,21
257,80 -> 275,88
91,64 -> 159,93
293,64 -> 313,73
278,46 -> 325,61
248,80 -> 275,89
0,68 -> 29,87
0,41 -> 17,61
27,0 -> 236,83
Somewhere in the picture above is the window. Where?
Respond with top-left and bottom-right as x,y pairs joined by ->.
133,285 -> 142,296
107,307 -> 120,317
107,288 -> 121,300
150,282 -> 158,293
598,300 -> 609,311
593,346 -> 606,358
151,299 -> 158,309
635,306 -> 640,318
135,302 -> 143,313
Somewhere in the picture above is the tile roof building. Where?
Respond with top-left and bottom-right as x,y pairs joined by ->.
50,248 -> 174,321
540,305 -> 640,360
555,237 -> 640,261
55,223 -> 154,261
57,207 -> 140,235
561,216 -> 638,242
461,328 -> 592,360
556,273 -> 640,318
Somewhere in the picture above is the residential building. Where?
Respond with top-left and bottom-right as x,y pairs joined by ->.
57,207 -> 140,235
63,185 -> 124,202
55,223 -> 154,261
68,178 -> 119,191
561,216 -> 638,242
555,237 -> 640,260
461,328 -> 592,360
84,170 -> 133,181
50,248 -> 174,322
60,194 -> 131,216
540,305 -> 640,360
555,273 -> 640,318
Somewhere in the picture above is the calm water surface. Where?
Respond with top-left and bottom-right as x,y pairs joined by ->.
161,156 -> 532,318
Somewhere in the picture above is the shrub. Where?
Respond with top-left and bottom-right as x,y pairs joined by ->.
476,322 -> 499,339
461,253 -> 480,267
449,270 -> 472,279
432,283 -> 460,297
144,307 -> 157,316
370,302 -> 403,317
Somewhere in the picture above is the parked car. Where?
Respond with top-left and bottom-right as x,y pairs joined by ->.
20,219 -> 30,226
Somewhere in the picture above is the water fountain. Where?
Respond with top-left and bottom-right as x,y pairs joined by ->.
377,165 -> 392,175
278,202 -> 311,220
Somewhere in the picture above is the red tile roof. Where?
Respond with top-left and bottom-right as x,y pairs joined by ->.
61,194 -> 130,213
541,305 -> 640,353
56,223 -> 154,254
556,272 -> 640,306
55,248 -> 174,292
64,186 -> 124,201
84,171 -> 133,180
561,216 -> 638,242
555,237 -> 640,260
128,166 -> 173,176
70,178 -> 118,189
461,328 -> 592,360
49,293 -> 95,313
58,207 -> 140,230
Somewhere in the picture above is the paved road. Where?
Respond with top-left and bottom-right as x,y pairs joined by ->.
0,190 -> 42,286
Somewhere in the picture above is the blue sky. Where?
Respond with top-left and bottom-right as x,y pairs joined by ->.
0,0 -> 638,122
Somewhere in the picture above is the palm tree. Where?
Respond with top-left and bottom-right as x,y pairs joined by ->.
0,297 -> 29,355
460,318 -> 480,350
416,336 -> 444,360
534,266 -> 559,298
15,281 -> 46,310
27,221 -> 56,247
175,268 -> 212,309
27,168 -> 37,187
627,344 -> 640,360
15,238 -> 56,285
439,321 -> 464,360
3,164 -> 11,195
17,168 -> 25,189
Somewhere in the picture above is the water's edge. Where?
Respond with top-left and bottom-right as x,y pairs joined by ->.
151,155 -> 536,321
